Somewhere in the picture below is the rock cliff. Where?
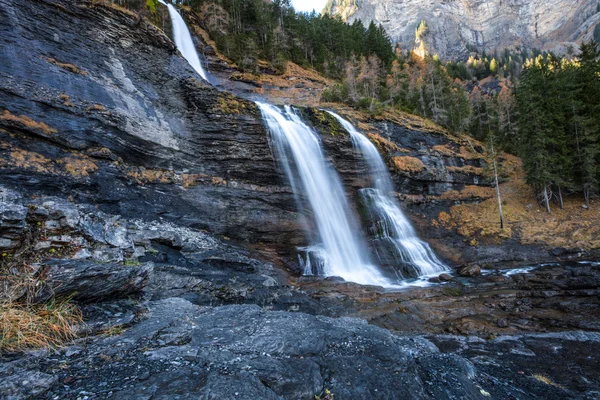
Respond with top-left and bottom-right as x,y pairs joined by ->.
0,0 -> 507,269
326,0 -> 600,58
0,0 -> 305,250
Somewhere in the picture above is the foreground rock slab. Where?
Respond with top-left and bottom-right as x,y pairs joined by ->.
2,298 -> 599,399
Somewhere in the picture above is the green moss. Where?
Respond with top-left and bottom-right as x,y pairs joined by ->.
306,108 -> 344,136
210,93 -> 258,117
442,285 -> 463,297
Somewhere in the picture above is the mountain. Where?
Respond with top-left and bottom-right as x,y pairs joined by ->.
325,0 -> 600,58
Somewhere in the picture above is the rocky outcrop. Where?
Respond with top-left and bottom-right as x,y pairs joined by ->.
0,187 -> 318,313
457,264 -> 481,277
35,260 -> 152,302
327,0 -> 600,58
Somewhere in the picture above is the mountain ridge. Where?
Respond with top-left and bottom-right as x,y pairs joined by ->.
326,0 -> 600,59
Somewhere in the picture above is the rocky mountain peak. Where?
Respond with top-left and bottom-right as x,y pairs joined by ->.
326,0 -> 600,58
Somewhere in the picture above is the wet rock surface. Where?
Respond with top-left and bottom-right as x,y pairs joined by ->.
296,261 -> 600,337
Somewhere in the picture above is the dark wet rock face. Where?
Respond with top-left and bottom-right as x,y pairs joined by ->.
0,0 -> 302,250
0,188 -> 318,313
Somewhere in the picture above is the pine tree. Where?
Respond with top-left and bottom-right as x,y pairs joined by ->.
516,57 -> 555,213
574,41 -> 600,206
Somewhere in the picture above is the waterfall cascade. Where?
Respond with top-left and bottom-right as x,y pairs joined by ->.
327,111 -> 448,278
257,103 -> 391,287
158,0 -> 209,81
153,7 -> 444,285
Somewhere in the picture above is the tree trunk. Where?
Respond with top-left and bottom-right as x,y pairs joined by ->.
491,143 -> 504,229
543,185 -> 551,214
558,185 -> 564,210
430,76 -> 438,123
584,184 -> 590,208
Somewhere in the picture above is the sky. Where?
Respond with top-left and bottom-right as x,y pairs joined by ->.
291,0 -> 328,13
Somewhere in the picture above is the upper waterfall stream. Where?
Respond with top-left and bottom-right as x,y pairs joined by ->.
257,103 -> 391,287
327,111 -> 449,278
158,0 -> 209,81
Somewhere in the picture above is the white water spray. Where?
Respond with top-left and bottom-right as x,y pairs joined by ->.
158,0 -> 208,81
327,111 -> 448,277
257,102 -> 390,287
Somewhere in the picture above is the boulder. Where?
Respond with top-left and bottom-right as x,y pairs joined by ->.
439,273 -> 454,282
35,260 -> 152,302
457,264 -> 481,277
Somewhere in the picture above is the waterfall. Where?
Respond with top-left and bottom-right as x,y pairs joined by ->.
257,102 -> 391,287
158,0 -> 209,81
327,111 -> 448,277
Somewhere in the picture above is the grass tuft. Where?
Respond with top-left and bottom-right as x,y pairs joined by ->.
0,110 -> 57,136
532,374 -> 564,388
447,165 -> 484,175
43,57 -> 88,75
392,156 -> 425,174
0,299 -> 82,353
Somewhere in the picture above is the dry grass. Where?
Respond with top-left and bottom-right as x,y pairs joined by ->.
379,109 -> 449,137
0,110 -> 57,136
434,154 -> 600,249
367,133 -> 409,153
532,374 -> 564,388
0,144 -> 99,178
58,94 -> 75,107
127,168 -> 175,184
43,57 -> 87,75
432,144 -> 456,157
0,145 -> 56,174
181,173 -> 207,188
80,0 -> 138,18
59,157 -> 98,177
231,61 -> 332,90
392,156 -> 425,174
211,176 -> 226,185
0,264 -> 42,305
438,185 -> 495,201
0,300 -> 82,353
447,165 -> 484,175
87,104 -> 107,112
433,144 -> 483,160
100,324 -> 126,337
